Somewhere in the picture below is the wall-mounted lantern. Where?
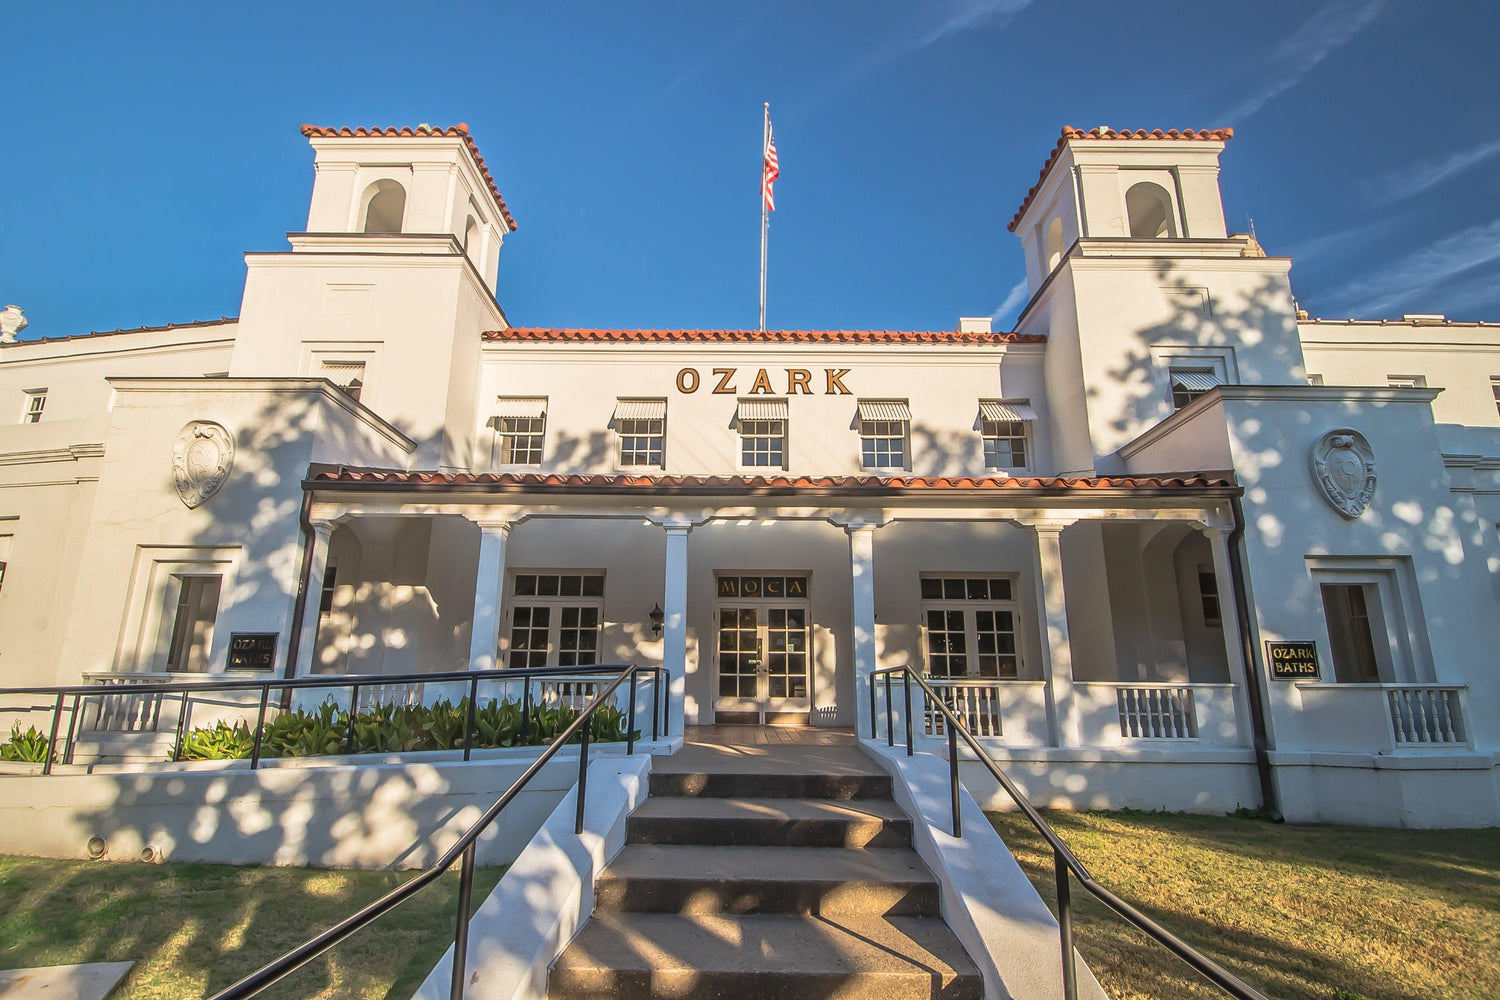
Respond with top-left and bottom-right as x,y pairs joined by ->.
649,603 -> 664,637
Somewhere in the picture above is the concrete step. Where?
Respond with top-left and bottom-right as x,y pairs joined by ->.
648,768 -> 891,801
595,844 -> 940,916
626,796 -> 912,848
548,912 -> 984,1000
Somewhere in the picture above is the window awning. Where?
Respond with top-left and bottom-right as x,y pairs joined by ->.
1170,370 -> 1220,392
979,399 -> 1038,422
856,399 -> 912,422
612,398 -> 667,422
495,397 -> 547,419
736,398 -> 789,422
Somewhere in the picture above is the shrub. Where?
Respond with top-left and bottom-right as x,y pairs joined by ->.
0,723 -> 52,764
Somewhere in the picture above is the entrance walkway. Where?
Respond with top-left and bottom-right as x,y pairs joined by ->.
685,724 -> 855,747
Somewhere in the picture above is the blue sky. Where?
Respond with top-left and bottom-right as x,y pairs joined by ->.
5,1 -> 1500,338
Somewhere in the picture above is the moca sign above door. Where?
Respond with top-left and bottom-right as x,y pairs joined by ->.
675,367 -> 852,395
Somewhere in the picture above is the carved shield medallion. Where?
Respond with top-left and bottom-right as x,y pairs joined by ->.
172,421 -> 234,509
1312,428 -> 1375,520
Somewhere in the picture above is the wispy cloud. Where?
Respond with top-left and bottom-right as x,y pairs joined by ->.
792,1 -> 1033,115
1282,214 -> 1406,268
1364,137 -> 1500,205
1320,217 -> 1500,316
1221,0 -> 1385,125
664,10 -> 767,95
990,278 -> 1030,326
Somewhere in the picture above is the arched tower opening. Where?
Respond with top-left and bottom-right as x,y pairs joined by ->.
1126,181 -> 1177,239
360,179 -> 407,234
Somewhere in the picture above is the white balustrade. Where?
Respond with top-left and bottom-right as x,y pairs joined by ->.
1116,686 -> 1198,739
1386,686 -> 1466,745
924,679 -> 1005,737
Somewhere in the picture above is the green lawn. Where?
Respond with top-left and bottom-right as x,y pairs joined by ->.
0,856 -> 504,999
988,810 -> 1500,1000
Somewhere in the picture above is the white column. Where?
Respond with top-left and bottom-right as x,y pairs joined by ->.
467,521 -> 512,671
846,523 -> 878,739
1206,524 -> 1255,744
294,522 -> 335,677
1029,522 -> 1081,747
661,522 -> 691,736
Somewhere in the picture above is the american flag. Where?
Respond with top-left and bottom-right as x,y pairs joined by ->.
762,125 -> 779,213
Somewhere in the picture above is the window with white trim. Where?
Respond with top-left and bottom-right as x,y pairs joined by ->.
613,399 -> 666,468
979,400 -> 1036,471
1169,367 -> 1219,410
1387,374 -> 1427,388
21,389 -> 45,424
493,398 -> 547,466
857,400 -> 911,471
736,398 -> 788,469
920,575 -> 1019,678
507,572 -> 605,668
1492,377 -> 1500,416
1197,566 -> 1221,627
165,575 -> 223,673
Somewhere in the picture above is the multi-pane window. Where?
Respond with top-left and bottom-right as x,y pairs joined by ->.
614,399 -> 667,467
22,390 -> 45,424
740,419 -> 785,467
1197,567 -> 1221,627
978,400 -> 1035,471
1387,374 -> 1427,388
857,400 -> 911,470
1170,368 -> 1219,410
920,576 -> 1019,678
319,566 -> 339,620
493,398 -> 547,466
1492,377 -> 1500,416
507,572 -> 605,669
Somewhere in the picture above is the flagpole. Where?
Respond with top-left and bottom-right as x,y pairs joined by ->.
759,102 -> 769,333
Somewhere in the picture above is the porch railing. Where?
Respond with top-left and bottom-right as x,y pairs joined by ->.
1116,685 -> 1198,739
923,678 -> 1005,737
1387,685 -> 1466,745
0,664 -> 667,774
871,665 -> 1272,1000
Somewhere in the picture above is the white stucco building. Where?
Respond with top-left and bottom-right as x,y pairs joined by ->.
2,123 -> 1497,827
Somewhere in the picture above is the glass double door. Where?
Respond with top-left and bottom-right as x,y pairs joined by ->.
715,604 -> 810,724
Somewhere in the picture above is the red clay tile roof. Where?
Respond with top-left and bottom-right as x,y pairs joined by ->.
308,469 -> 1235,493
300,124 -> 518,232
484,328 -> 1045,345
0,316 -> 237,349
1008,127 -> 1234,233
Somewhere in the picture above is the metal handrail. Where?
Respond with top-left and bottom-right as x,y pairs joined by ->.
870,665 -> 1272,1000
0,663 -> 667,775
210,662 -> 649,1000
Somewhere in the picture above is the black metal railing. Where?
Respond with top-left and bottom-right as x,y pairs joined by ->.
205,662 -> 652,1000
870,665 -> 1272,1000
0,663 -> 666,774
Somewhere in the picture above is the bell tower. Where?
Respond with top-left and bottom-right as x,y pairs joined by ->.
1009,127 -> 1305,473
228,124 -> 518,470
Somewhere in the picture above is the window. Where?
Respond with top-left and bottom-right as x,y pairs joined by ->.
319,565 -> 338,620
1307,373 -> 1325,386
1197,566 -> 1221,627
360,179 -> 406,234
507,573 -> 605,668
1492,377 -> 1500,416
493,398 -> 547,466
21,389 -> 45,423
613,399 -> 666,468
165,575 -> 222,673
857,400 -> 911,470
737,399 -> 788,468
1126,181 -> 1177,238
1387,374 -> 1427,388
920,576 -> 1019,678
979,400 -> 1036,470
1170,368 -> 1219,410
319,361 -> 365,402
1320,583 -> 1381,683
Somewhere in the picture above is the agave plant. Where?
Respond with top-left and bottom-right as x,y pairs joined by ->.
0,723 -> 52,763
262,700 -> 349,757
176,720 -> 256,760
